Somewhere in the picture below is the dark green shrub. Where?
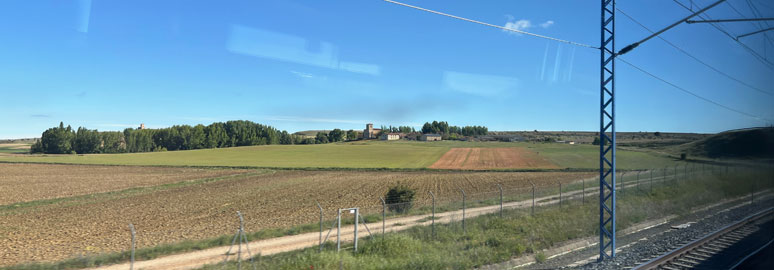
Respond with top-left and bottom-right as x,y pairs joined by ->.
385,183 -> 416,214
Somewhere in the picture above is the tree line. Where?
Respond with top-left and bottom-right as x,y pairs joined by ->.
30,121 -> 353,154
30,120 -> 490,154
421,121 -> 488,136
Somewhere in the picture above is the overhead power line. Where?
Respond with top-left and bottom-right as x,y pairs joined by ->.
617,8 -> 773,96
381,0 -> 597,49
671,0 -> 774,69
686,17 -> 774,23
618,0 -> 727,56
739,0 -> 774,46
618,57 -> 768,123
738,27 -> 774,39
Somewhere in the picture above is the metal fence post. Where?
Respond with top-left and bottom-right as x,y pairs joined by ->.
497,184 -> 503,217
129,223 -> 136,270
531,182 -> 536,215
379,197 -> 386,241
460,188 -> 466,234
582,177 -> 586,204
428,191 -> 435,239
650,169 -> 653,192
237,212 -> 244,270
636,171 -> 640,192
620,172 -> 624,196
353,208 -> 359,253
674,165 -> 678,183
316,202 -> 323,252
336,209 -> 342,252
559,182 -> 562,206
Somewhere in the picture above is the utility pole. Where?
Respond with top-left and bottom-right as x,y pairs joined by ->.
598,0 -> 617,260
598,0 -> 726,262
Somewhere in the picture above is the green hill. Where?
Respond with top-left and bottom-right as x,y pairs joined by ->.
675,127 -> 774,159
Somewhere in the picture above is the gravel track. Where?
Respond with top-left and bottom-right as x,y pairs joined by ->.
520,192 -> 774,270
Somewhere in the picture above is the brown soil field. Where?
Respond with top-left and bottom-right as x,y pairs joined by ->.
429,147 -> 559,170
0,163 -> 250,205
0,168 -> 592,266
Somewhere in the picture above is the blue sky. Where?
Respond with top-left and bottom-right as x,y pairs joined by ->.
1,0 -> 773,139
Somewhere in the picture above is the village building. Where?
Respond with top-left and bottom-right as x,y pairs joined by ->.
421,134 -> 442,141
380,133 -> 400,141
363,123 -> 382,139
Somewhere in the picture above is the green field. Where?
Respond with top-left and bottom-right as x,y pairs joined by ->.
0,141 -> 683,170
0,144 -> 32,154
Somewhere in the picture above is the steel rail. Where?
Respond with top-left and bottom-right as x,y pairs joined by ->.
632,206 -> 774,270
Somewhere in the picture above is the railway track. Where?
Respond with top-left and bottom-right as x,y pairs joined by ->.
632,207 -> 774,270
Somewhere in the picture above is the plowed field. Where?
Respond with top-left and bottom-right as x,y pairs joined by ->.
429,147 -> 559,170
0,163 -> 249,205
0,165 -> 593,266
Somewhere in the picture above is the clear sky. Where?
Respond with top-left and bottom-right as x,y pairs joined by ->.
1,0 -> 773,139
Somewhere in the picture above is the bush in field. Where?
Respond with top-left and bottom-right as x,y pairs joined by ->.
385,183 -> 416,214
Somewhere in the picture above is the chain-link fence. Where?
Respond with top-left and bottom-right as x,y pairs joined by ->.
109,163 -> 772,270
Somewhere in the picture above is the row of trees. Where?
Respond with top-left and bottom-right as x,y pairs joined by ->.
30,120 -> 490,154
32,121 -> 328,154
421,121 -> 488,136
312,129 -> 362,144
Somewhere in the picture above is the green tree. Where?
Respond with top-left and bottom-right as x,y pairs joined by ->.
39,122 -> 75,154
315,132 -> 329,144
328,129 -> 345,142
279,131 -> 293,144
100,131 -> 125,153
74,127 -> 101,154
346,130 -> 360,141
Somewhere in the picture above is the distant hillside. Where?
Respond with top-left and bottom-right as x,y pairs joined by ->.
293,130 -> 331,137
675,127 -> 774,159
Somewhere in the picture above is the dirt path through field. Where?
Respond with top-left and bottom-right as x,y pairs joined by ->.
429,147 -> 559,170
88,173 -> 657,270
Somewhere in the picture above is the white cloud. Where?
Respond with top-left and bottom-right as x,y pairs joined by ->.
75,0 -> 92,33
290,70 -> 314,78
339,61 -> 381,75
540,20 -> 554,28
443,71 -> 520,97
227,24 -> 381,76
503,19 -> 532,34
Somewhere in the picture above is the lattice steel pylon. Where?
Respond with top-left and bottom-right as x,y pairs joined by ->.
599,0 -> 617,261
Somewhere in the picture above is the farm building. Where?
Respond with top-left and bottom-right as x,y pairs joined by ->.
380,133 -> 400,141
363,123 -> 382,139
421,134 -> 442,141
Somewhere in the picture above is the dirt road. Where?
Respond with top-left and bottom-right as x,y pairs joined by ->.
90,173 -> 669,270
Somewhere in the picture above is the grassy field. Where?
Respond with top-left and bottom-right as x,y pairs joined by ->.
0,143 -> 31,154
0,141 -> 683,170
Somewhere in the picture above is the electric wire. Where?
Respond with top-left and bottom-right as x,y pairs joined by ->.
745,0 -> 774,46
727,0 -> 774,46
671,0 -> 774,69
618,57 -> 768,123
617,8 -> 773,96
381,0 -> 598,49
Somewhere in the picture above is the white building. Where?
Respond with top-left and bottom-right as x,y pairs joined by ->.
421,134 -> 442,141
380,133 -> 400,141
